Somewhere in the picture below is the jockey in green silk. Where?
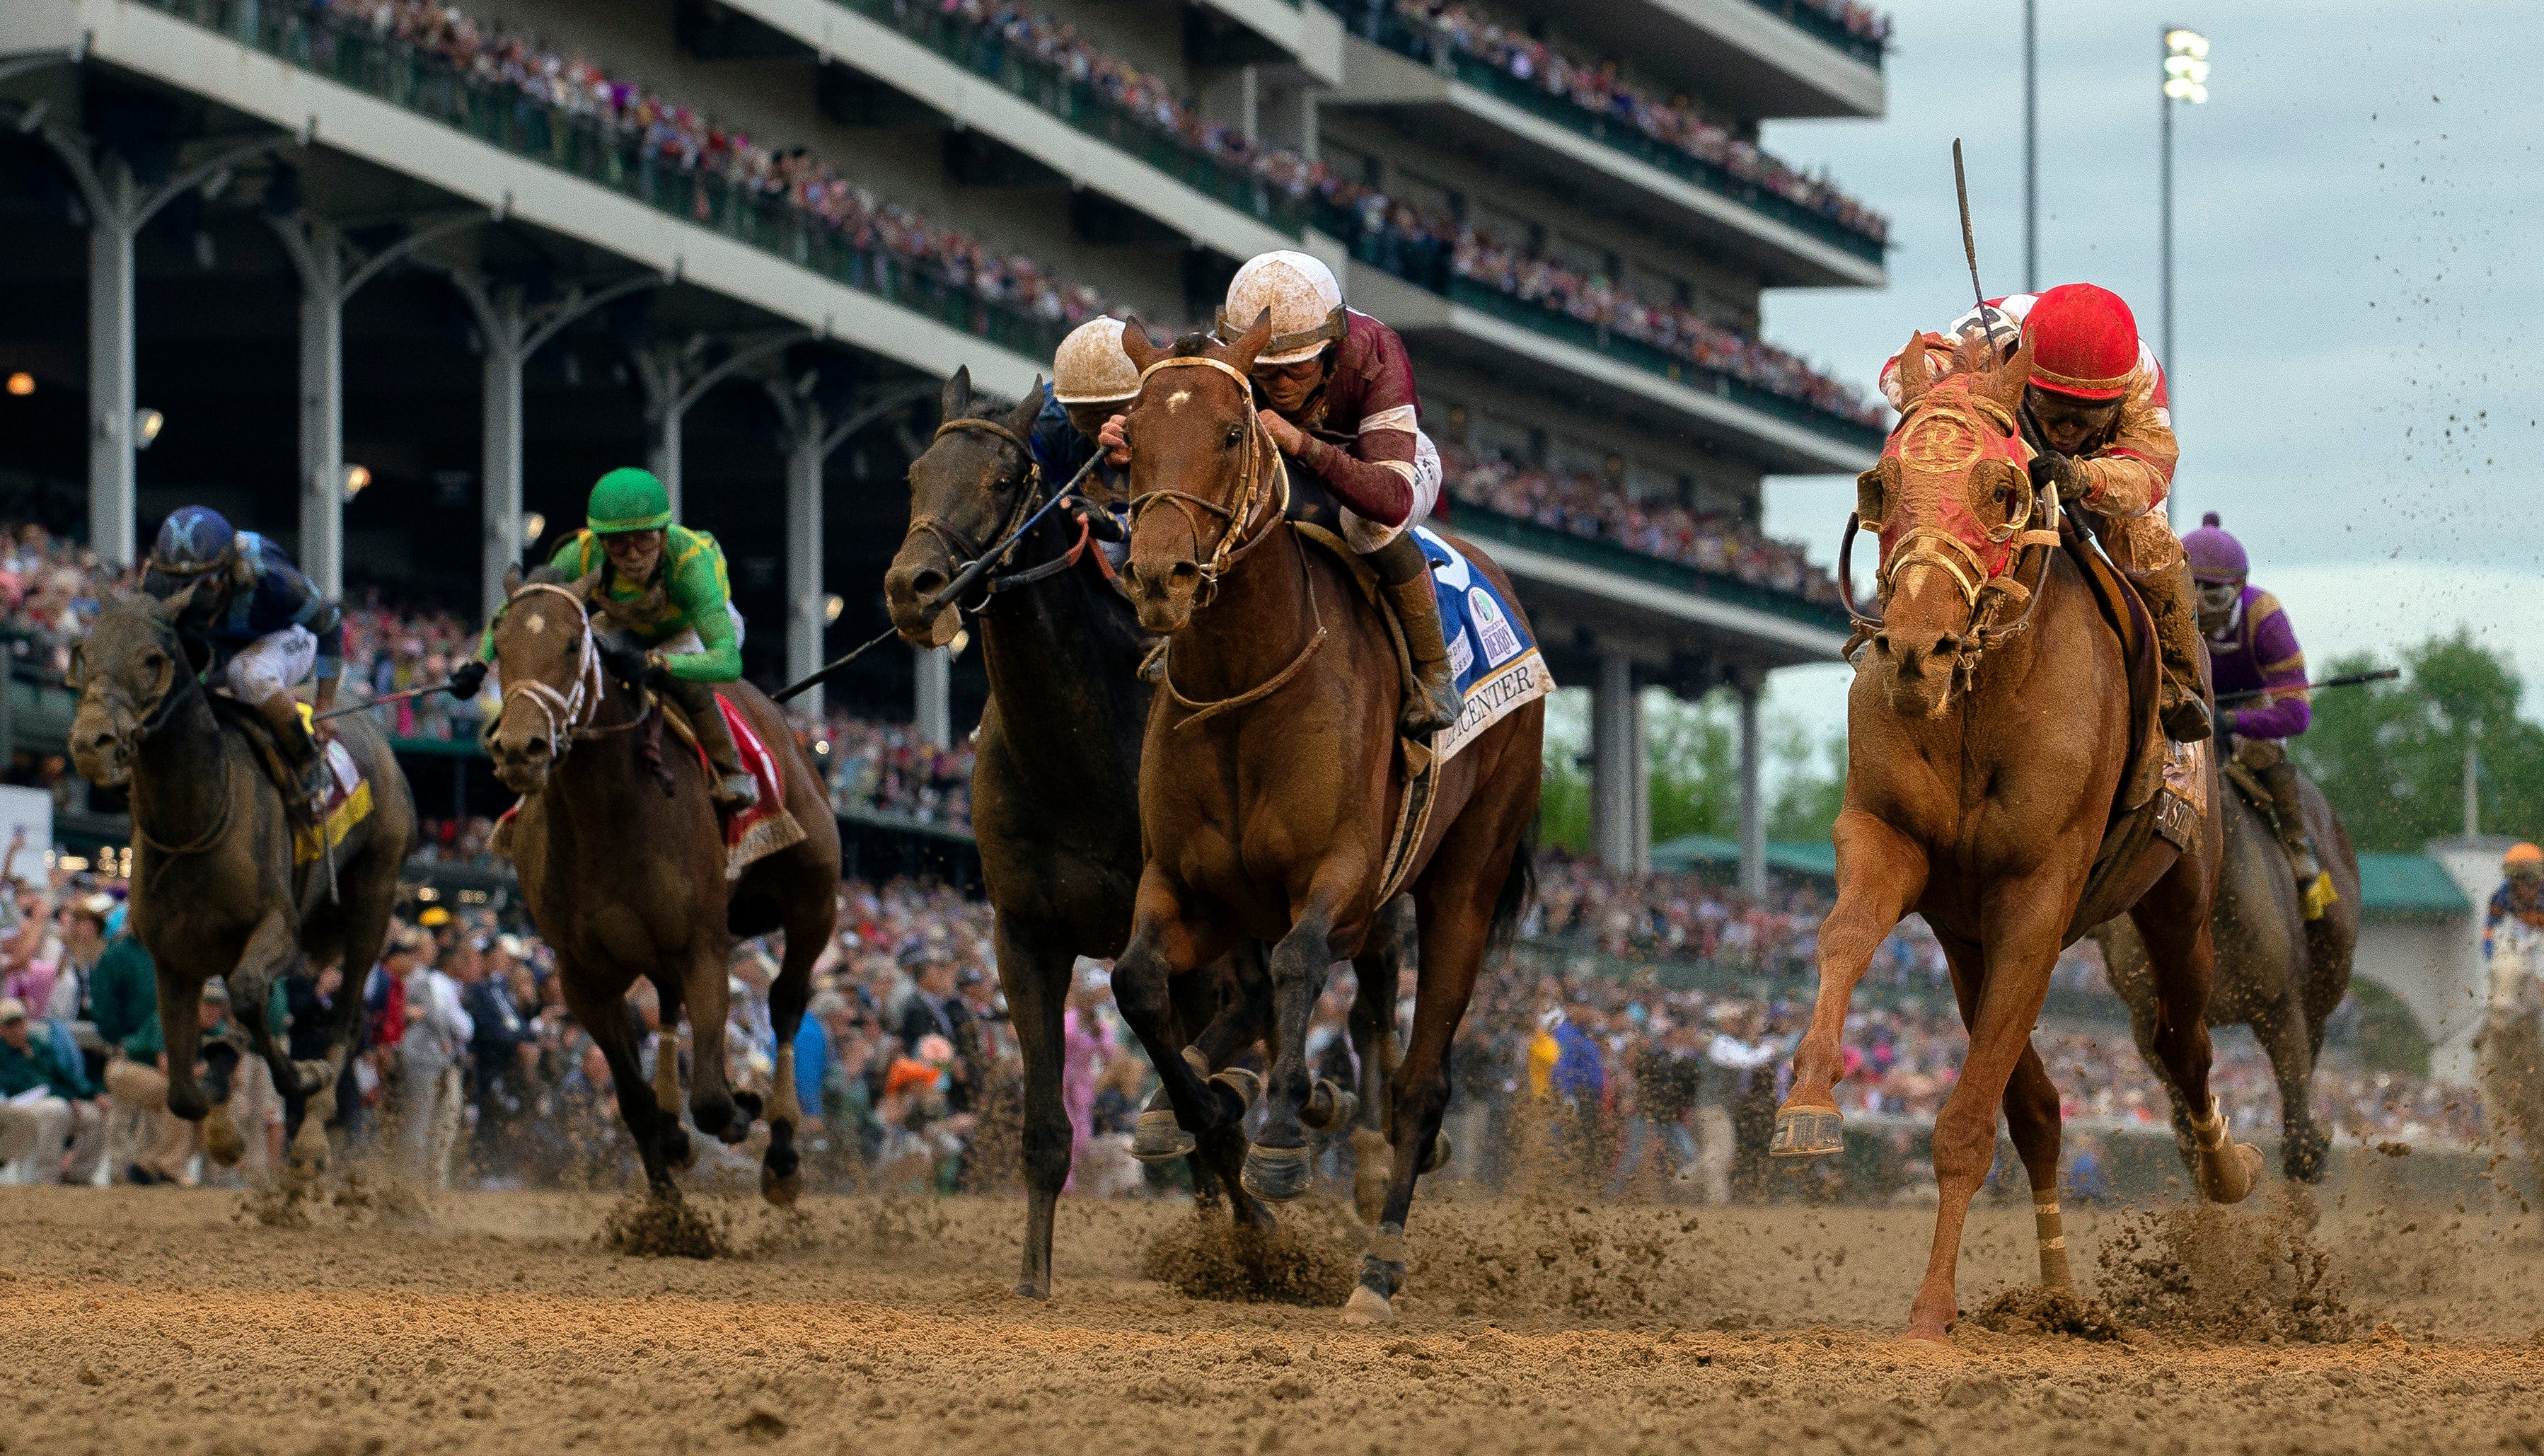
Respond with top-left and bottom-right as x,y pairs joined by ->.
461,468 -> 758,809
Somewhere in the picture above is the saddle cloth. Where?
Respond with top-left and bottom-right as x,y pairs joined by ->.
1413,526 -> 1556,766
214,697 -> 371,865
660,693 -> 806,882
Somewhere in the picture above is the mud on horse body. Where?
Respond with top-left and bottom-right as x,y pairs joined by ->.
1773,332 -> 2259,1341
481,565 -> 840,1204
1111,315 -> 1543,1324
880,367 -> 1418,1298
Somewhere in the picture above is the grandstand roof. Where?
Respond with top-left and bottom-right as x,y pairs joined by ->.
1650,833 -> 1835,882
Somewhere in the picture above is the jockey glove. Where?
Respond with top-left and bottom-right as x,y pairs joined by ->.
596,639 -> 654,689
447,659 -> 488,700
1068,499 -> 1127,542
2028,450 -> 2089,498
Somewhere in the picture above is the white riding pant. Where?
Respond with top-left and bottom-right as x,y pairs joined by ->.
1340,429 -> 1442,553
222,625 -> 319,706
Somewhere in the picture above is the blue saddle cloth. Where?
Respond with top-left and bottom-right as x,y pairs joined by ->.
1410,526 -> 1553,761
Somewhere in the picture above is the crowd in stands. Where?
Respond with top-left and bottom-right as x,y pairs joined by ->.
308,0 -> 1880,429
0,524 -> 122,678
1441,444 -> 1840,603
1368,1 -> 1889,245
809,713 -> 977,831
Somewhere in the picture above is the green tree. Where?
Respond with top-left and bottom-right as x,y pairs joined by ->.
2291,630 -> 2544,853
1767,722 -> 1847,844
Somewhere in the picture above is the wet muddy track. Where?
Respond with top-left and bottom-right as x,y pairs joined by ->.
4,1183 -> 2542,1455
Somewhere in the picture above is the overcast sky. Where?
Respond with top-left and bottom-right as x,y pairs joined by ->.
1742,0 -> 2544,737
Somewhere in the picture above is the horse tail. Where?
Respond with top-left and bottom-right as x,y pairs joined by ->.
1486,818 -> 1538,957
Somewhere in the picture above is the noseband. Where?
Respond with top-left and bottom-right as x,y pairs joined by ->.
487,581 -> 604,765
1123,354 -> 1287,607
902,417 -> 1043,591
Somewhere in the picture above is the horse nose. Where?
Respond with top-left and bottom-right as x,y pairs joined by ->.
1160,561 -> 1201,599
903,565 -> 947,604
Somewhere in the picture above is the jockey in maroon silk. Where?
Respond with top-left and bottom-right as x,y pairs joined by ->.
2185,512 -> 2332,914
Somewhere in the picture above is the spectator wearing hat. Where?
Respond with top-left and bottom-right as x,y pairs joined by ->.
398,929 -> 472,1188
0,995 -> 104,1184
1692,1003 -> 1779,1205
896,946 -> 978,1116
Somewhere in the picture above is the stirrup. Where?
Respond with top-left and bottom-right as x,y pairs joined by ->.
712,772 -> 761,809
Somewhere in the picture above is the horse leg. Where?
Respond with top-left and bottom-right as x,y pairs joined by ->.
1339,874 -> 1486,1324
1110,872 -> 1247,1186
1935,929 -> 2074,1292
1000,925 -> 1075,1298
1163,950 -> 1274,1232
2256,980 -> 2328,1184
2131,865 -> 2262,1204
560,971 -> 681,1198
758,891 -> 826,1207
225,912 -> 325,1167
1346,929 -> 1404,1225
150,957 -> 243,1165
1241,898 -> 1347,1206
1907,869 -> 2074,1341
682,944 -> 751,1145
1777,809 -> 1929,1155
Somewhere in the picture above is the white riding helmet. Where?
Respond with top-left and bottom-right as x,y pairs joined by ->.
1218,250 -> 1346,366
1051,316 -> 1141,406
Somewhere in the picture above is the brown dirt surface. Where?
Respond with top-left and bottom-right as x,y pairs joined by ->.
6,1179 -> 2544,1455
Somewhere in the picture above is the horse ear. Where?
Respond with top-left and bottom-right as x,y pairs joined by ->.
1118,316 -> 1163,376
573,567 -> 606,603
502,563 -> 525,599
1895,331 -> 1933,407
1224,307 -> 1274,374
149,579 -> 201,623
941,366 -> 974,424
1987,333 -> 2035,413
1005,377 -> 1045,439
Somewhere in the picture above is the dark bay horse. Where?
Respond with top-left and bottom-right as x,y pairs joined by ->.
483,567 -> 840,1202
69,592 -> 417,1168
2095,763 -> 2359,1181
880,371 -> 1415,1298
1114,317 -> 1543,1324
1773,334 -> 2259,1341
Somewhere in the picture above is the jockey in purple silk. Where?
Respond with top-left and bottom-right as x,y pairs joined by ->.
2185,512 -> 2332,917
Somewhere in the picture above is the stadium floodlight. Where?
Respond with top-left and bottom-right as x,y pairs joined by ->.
5,372 -> 31,396
823,594 -> 845,625
133,408 -> 164,449
2164,28 -> 2210,103
522,510 -> 547,543
343,463 -> 371,498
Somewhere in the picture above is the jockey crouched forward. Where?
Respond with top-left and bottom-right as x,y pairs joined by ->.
1101,250 -> 1464,738
1883,283 -> 2212,744
142,507 -> 346,811
2183,513 -> 2332,916
1032,316 -> 1139,568
453,468 -> 758,811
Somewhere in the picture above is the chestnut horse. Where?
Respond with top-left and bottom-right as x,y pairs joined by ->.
482,565 -> 841,1203
1113,317 -> 1542,1324
1774,333 -> 2260,1341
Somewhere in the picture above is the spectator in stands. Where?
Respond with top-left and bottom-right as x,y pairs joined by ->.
397,929 -> 471,1188
0,995 -> 103,1184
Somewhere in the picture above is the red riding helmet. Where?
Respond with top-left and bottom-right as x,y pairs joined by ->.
2024,283 -> 2143,402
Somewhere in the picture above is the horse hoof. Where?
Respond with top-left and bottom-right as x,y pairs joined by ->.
1209,1067 -> 1261,1116
1301,1080 -> 1358,1132
1771,1104 -> 1846,1158
1240,1143 -> 1314,1203
761,1165 -> 804,1208
1420,1129 -> 1453,1176
1340,1285 -> 1395,1324
203,1107 -> 245,1168
1131,1109 -> 1196,1164
2198,1140 -> 2264,1205
733,1090 -> 765,1123
1014,1278 -> 1052,1301
664,1127 -> 698,1173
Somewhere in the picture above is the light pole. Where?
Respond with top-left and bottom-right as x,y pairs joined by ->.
2023,0 -> 2037,291
2161,27 -> 2209,524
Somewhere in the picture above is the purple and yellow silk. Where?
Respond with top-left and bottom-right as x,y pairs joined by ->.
2208,584 -> 2308,740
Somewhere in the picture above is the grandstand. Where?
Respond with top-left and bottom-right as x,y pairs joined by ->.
0,0 -> 1890,884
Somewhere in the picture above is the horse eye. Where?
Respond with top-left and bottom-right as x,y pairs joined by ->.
1225,427 -> 1242,447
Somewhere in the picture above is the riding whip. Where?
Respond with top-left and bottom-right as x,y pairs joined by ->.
311,678 -> 458,722
772,449 -> 1105,706
1952,139 -> 1987,313
2214,667 -> 2399,708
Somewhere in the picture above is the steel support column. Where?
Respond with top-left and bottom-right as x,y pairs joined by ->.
915,647 -> 952,749
1736,671 -> 1767,899
1590,649 -> 1648,875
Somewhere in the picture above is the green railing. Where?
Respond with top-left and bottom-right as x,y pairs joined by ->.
1440,53 -> 1883,264
1448,507 -> 1850,636
1741,0 -> 1887,67
835,0 -> 1313,237
141,0 -> 1074,363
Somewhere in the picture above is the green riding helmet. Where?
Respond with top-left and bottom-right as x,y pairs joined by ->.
586,467 -> 673,535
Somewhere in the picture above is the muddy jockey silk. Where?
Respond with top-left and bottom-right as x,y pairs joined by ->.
1412,526 -> 1551,765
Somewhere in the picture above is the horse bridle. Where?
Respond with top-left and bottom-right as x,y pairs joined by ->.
1841,390 -> 2064,688
1123,354 -> 1288,607
485,580 -> 606,766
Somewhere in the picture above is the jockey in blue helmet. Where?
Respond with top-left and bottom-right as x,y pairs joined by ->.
141,506 -> 347,807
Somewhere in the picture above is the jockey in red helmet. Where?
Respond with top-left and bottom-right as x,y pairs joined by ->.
1880,284 -> 2210,743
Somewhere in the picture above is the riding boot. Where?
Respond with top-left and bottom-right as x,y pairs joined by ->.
1365,532 -> 1464,739
664,676 -> 761,811
2253,749 -> 2330,913
2133,556 -> 2215,742
253,694 -> 331,818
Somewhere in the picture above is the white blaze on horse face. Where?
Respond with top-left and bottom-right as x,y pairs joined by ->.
524,611 -> 546,635
1168,390 -> 1191,410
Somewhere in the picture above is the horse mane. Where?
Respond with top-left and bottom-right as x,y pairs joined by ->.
525,564 -> 573,587
1169,331 -> 1220,359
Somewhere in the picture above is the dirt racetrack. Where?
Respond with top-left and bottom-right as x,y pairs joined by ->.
6,1168 -> 2543,1456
